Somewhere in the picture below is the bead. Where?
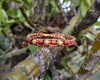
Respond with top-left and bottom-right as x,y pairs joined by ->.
27,38 -> 33,43
44,40 -> 51,45
37,39 -> 44,45
22,41 -> 26,47
64,40 -> 70,46
57,40 -> 63,46
51,40 -> 57,45
32,39 -> 37,44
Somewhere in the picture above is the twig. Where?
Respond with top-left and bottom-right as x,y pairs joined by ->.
57,0 -> 68,25
0,48 -> 28,61
72,0 -> 100,36
20,6 -> 41,31
42,0 -> 48,21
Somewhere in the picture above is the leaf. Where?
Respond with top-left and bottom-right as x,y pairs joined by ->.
50,8 -> 59,17
40,73 -> 51,80
61,59 -> 68,67
86,0 -> 91,7
62,16 -> 79,35
7,8 -> 25,22
23,0 -> 32,4
83,33 -> 96,41
0,9 -> 8,22
0,27 -> 3,35
50,0 -> 56,7
73,0 -> 80,6
7,8 -> 22,18
50,0 -> 59,17
57,69 -> 72,77
4,20 -> 15,24
63,0 -> 70,3
89,72 -> 100,80
94,21 -> 100,26
0,23 -> 4,27
28,43 -> 38,53
79,0 -> 90,17
0,36 -> 10,54
5,0 -> 21,3
91,32 -> 100,53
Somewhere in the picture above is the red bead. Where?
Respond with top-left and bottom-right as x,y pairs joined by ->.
51,40 -> 57,45
22,41 -> 26,47
64,40 -> 70,46
37,39 -> 44,45
27,38 -> 33,43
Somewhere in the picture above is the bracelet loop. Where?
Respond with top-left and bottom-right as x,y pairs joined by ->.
22,33 -> 82,54
25,33 -> 77,47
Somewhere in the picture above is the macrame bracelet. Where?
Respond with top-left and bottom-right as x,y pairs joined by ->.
22,33 -> 82,53
22,33 -> 76,46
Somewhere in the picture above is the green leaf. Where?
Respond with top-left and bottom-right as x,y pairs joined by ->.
50,0 -> 59,17
50,0 -> 56,7
0,23 -> 4,27
0,28 -> 3,35
40,73 -> 51,80
4,20 -> 15,24
7,8 -> 25,22
50,8 -> 59,17
86,0 -> 91,7
94,21 -> 100,26
73,0 -> 80,6
28,43 -> 38,53
7,8 -> 22,18
0,0 -> 3,9
63,0 -> 70,3
61,59 -> 68,67
26,10 -> 32,17
0,36 -> 10,54
0,9 -> 8,22
62,16 -> 79,35
83,34 -> 96,41
79,0 -> 90,17
5,0 -> 21,3
91,32 -> 100,53
23,0 -> 32,4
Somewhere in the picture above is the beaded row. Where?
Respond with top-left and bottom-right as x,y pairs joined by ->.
25,33 -> 77,47
31,39 -> 77,47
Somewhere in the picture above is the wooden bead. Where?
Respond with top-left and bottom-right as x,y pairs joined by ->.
32,39 -> 37,44
57,40 -> 63,46
44,39 -> 51,45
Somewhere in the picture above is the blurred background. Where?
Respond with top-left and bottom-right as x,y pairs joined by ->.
0,0 -> 100,80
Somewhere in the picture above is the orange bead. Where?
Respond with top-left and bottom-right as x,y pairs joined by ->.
64,40 -> 70,46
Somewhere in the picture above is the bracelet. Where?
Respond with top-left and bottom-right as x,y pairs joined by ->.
22,33 -> 82,53
25,33 -> 77,46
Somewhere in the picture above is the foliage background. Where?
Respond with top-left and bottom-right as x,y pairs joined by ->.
0,0 -> 100,80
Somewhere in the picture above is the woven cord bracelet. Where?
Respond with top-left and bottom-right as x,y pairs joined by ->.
22,33 -> 82,53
